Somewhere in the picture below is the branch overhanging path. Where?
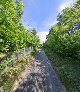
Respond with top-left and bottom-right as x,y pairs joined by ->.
13,49 -> 66,92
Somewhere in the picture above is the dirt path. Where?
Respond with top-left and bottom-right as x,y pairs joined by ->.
13,49 -> 66,92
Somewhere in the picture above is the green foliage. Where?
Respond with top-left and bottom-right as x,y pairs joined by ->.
44,1 -> 80,91
0,0 -> 40,52
0,58 -> 12,70
44,48 -> 80,92
0,0 -> 40,91
45,0 -> 80,60
26,30 -> 40,51
0,53 -> 32,92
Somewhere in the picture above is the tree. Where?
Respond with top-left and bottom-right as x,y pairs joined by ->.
45,0 -> 80,60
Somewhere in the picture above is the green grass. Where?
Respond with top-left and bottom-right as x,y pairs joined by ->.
44,48 -> 80,92
0,54 -> 32,92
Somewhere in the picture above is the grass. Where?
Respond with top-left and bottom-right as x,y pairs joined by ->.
44,48 -> 80,92
0,54 -> 32,92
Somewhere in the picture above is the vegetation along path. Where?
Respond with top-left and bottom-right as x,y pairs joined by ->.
13,49 -> 66,92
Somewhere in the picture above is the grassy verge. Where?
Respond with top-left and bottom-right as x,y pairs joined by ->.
0,53 -> 32,92
44,48 -> 80,92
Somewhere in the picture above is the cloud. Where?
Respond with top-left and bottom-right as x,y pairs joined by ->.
37,31 -> 49,43
58,0 -> 76,12
59,4 -> 67,11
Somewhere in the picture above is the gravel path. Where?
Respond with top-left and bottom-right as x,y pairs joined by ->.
13,49 -> 66,92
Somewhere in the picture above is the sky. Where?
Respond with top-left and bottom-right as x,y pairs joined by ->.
22,0 -> 76,43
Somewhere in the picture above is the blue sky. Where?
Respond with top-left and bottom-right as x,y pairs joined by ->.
22,0 -> 75,43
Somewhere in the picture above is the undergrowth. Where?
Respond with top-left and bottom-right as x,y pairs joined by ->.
0,54 -> 32,92
44,48 -> 80,92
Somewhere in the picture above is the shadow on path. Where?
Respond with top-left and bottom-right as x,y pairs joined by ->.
14,73 -> 48,92
13,49 -> 66,92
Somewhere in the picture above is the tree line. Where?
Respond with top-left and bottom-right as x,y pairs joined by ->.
0,0 -> 40,53
45,0 -> 80,60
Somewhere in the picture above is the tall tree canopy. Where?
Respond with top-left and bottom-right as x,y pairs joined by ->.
0,0 -> 40,52
45,0 -> 80,60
